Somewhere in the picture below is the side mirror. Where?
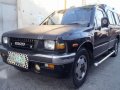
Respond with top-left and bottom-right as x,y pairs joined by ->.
101,17 -> 109,28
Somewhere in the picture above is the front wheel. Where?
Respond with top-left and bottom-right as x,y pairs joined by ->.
71,48 -> 89,88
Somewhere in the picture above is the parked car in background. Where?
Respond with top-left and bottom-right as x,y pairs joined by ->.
0,4 -> 120,88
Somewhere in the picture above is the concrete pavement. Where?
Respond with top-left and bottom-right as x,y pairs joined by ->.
0,50 -> 120,90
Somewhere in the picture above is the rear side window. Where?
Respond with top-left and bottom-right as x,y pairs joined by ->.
118,15 -> 120,24
119,16 -> 120,23
107,10 -> 116,25
114,13 -> 120,25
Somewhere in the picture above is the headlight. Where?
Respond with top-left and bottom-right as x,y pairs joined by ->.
44,40 -> 55,50
3,37 -> 8,44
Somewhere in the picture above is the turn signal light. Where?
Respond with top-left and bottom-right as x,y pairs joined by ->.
45,64 -> 55,70
72,43 -> 79,47
56,43 -> 65,50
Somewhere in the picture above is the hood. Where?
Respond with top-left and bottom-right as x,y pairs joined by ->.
3,25 -> 80,40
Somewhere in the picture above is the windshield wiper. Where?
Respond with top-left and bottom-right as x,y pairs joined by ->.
67,21 -> 89,26
68,22 -> 80,25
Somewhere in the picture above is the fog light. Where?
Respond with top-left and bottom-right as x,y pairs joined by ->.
35,64 -> 40,71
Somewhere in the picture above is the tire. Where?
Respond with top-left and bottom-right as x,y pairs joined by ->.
69,48 -> 89,88
14,67 -> 28,72
111,39 -> 119,57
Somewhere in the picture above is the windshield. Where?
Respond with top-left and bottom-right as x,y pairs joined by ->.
42,7 -> 93,26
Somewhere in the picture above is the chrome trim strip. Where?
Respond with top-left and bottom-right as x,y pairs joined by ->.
34,53 -> 76,59
53,53 -> 76,59
94,39 -> 116,58
34,53 -> 76,65
94,51 -> 115,66
34,54 -> 52,58
94,42 -> 108,49
94,39 -> 116,49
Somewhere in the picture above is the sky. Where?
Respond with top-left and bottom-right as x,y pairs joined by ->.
68,0 -> 120,13
87,0 -> 120,13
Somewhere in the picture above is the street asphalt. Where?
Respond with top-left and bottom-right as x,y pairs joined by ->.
0,48 -> 120,90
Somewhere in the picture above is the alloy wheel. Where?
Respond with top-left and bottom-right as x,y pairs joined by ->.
75,55 -> 87,81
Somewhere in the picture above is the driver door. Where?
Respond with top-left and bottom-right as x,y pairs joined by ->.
94,9 -> 110,57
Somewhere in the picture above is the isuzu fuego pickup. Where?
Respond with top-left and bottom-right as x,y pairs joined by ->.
0,4 -> 120,88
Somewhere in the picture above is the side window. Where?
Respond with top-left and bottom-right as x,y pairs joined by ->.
118,15 -> 120,25
107,10 -> 116,24
119,16 -> 120,21
94,17 -> 97,28
114,13 -> 120,25
96,9 -> 104,27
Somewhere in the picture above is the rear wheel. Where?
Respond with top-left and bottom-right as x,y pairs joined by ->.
70,48 -> 89,88
111,39 -> 119,57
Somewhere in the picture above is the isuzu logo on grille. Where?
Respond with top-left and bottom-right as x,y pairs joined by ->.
15,42 -> 25,46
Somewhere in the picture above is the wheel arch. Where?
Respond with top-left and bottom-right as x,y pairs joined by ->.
77,41 -> 94,63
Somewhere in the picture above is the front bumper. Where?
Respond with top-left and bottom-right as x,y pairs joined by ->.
0,45 -> 75,65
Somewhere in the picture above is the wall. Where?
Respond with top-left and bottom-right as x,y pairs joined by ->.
0,0 -> 17,42
17,0 -> 82,28
18,0 -> 64,28
0,0 -> 16,5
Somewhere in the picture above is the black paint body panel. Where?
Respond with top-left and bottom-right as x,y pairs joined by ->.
1,4 -> 120,67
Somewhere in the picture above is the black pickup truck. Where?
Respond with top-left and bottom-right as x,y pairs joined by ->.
0,4 -> 120,88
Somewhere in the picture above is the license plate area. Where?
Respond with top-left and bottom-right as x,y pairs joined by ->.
7,51 -> 29,69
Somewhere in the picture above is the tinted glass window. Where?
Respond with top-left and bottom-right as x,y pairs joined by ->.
119,15 -> 120,20
42,7 -> 93,26
62,8 -> 92,26
114,13 -> 120,25
107,10 -> 115,24
118,15 -> 120,25
96,9 -> 104,27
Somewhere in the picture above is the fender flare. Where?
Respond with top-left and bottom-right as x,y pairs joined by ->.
77,40 -> 93,52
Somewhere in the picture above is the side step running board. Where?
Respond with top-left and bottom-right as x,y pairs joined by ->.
94,51 -> 115,67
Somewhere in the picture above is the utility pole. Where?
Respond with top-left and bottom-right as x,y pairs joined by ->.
82,0 -> 86,6
64,0 -> 67,10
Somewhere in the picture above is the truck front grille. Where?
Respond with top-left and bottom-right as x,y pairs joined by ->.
10,37 -> 36,50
